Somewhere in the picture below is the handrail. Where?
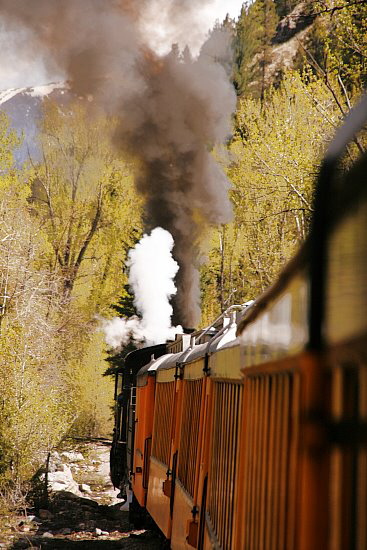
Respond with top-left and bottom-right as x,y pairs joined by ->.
196,302 -> 252,344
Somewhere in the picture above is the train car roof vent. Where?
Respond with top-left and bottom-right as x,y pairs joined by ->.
222,316 -> 230,328
166,332 -> 192,354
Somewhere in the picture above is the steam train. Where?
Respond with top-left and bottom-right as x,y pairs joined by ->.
110,97 -> 367,549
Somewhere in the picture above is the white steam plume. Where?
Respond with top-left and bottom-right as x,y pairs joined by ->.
101,317 -> 145,349
128,227 -> 180,342
102,227 -> 182,349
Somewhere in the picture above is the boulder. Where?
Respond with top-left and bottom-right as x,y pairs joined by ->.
61,451 -> 84,462
45,465 -> 82,495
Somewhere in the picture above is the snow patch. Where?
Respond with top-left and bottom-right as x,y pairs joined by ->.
28,81 -> 66,98
0,81 -> 66,107
0,87 -> 27,106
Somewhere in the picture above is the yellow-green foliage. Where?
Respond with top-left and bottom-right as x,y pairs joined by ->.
0,112 -> 20,175
29,102 -> 141,440
0,159 -> 71,481
65,331 -> 115,439
0,105 -> 142,484
313,0 -> 367,96
201,71 -> 342,319
201,223 -> 248,326
31,101 -> 142,309
230,72 -> 340,290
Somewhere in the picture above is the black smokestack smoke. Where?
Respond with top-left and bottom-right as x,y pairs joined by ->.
0,0 -> 235,327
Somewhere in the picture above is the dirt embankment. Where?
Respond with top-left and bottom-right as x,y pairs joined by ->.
0,440 -> 162,550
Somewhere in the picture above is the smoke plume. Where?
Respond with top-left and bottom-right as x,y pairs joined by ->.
0,0 -> 236,326
101,228 -> 182,348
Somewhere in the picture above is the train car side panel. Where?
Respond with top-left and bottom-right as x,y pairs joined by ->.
171,483 -> 195,550
325,161 -> 367,345
147,369 -> 181,539
171,368 -> 206,549
132,374 -> 155,507
204,343 -> 244,549
239,272 -> 308,369
322,154 -> 367,550
147,457 -> 172,536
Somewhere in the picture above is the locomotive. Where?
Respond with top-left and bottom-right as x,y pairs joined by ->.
110,96 -> 367,549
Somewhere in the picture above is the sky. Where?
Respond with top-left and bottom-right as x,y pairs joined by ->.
213,0 -> 244,21
142,0 -> 245,55
0,0 -> 244,90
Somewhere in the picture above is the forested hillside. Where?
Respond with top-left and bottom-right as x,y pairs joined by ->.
201,0 -> 367,322
0,0 -> 366,495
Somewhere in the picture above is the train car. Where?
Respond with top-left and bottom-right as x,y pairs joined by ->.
200,315 -> 245,549
110,97 -> 367,549
145,347 -> 186,538
170,312 -> 243,549
231,96 -> 367,550
143,324 -> 226,541
130,308 -> 249,548
131,353 -> 173,522
110,343 -> 166,501
233,249 -> 309,550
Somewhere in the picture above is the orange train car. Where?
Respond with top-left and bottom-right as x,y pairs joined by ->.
109,344 -> 166,505
110,97 -> 367,548
132,353 -> 172,513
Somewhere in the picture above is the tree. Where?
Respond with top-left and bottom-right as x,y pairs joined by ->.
274,0 -> 300,18
29,100 -> 141,312
233,2 -> 264,97
311,0 -> 367,95
26,101 -> 143,438
300,0 -> 367,141
0,142 -> 71,481
200,70 -> 341,313
0,102 -> 142,482
231,72 -> 342,290
0,112 -> 20,174
233,0 -> 279,98
258,0 -> 279,99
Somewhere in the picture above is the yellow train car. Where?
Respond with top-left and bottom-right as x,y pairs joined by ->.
169,312 -> 243,549
202,323 -> 244,549
143,313 -> 244,549
234,258 -> 310,550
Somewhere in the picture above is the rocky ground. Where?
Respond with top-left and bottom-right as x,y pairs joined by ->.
0,440 -> 163,549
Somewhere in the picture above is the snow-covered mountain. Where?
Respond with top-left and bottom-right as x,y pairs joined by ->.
0,82 -> 68,165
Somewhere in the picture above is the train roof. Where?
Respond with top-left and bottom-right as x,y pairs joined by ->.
136,353 -> 175,386
114,343 -> 166,374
